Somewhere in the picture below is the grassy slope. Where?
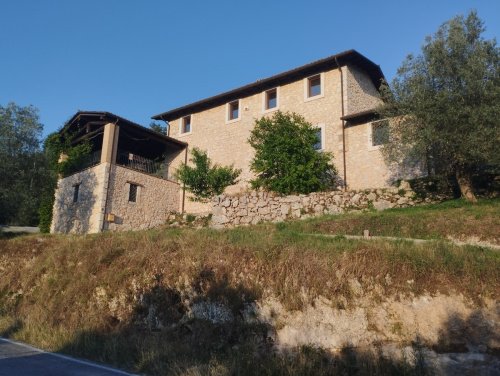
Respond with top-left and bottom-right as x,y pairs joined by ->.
284,198 -> 500,244
0,199 -> 498,375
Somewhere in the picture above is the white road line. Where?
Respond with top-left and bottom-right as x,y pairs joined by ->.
0,337 -> 138,375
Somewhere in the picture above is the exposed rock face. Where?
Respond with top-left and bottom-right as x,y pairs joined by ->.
211,184 -> 433,228
95,280 -> 500,375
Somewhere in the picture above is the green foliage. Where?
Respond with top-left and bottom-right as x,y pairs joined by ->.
176,148 -> 241,202
149,121 -> 167,134
378,11 -> 500,199
0,103 -> 46,226
37,132 -> 92,232
249,111 -> 337,194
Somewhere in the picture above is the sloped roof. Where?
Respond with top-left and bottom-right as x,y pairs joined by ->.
62,111 -> 187,148
152,49 -> 385,122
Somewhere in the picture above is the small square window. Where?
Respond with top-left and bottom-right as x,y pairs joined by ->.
313,128 -> 323,151
129,183 -> 138,202
181,116 -> 191,134
308,75 -> 322,98
228,100 -> 239,121
265,88 -> 277,110
73,184 -> 80,203
372,120 -> 389,146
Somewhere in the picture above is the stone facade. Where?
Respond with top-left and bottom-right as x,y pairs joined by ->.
51,163 -> 180,234
166,62 -> 401,213
211,184 -> 430,228
104,165 -> 180,231
344,65 -> 382,115
51,163 -> 110,234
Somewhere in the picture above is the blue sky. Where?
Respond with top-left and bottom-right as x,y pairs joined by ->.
1,0 -> 499,136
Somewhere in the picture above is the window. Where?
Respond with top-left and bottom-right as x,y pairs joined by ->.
227,100 -> 240,122
307,74 -> 322,98
313,125 -> 324,151
73,184 -> 80,203
181,115 -> 191,134
264,88 -> 278,111
372,120 -> 389,146
128,183 -> 138,202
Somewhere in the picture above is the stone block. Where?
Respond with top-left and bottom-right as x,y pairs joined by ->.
373,199 -> 393,211
212,215 -> 229,225
236,209 -> 248,216
258,207 -> 270,215
279,204 -> 290,215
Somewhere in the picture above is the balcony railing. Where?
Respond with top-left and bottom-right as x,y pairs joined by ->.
84,149 -> 102,169
116,150 -> 171,180
65,149 -> 102,176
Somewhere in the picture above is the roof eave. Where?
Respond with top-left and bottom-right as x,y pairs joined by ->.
62,111 -> 187,148
152,49 -> 385,122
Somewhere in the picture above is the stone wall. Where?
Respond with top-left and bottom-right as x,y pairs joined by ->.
51,163 -> 109,234
166,63 -> 394,213
167,68 -> 343,214
211,184 -> 431,228
344,65 -> 382,115
104,165 -> 180,231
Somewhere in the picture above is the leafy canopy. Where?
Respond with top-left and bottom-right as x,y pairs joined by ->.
38,131 -> 92,232
249,111 -> 336,195
43,132 -> 92,178
378,11 -> 499,200
149,121 -> 167,134
0,103 -> 47,225
176,148 -> 241,202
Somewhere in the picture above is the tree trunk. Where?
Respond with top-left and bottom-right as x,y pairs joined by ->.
455,168 -> 477,203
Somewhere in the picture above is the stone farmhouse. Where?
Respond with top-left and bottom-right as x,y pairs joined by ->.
51,50 -> 409,234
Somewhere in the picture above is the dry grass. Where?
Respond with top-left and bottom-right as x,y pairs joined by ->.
0,201 -> 498,374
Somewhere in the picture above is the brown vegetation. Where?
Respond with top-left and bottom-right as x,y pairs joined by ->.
0,200 -> 498,374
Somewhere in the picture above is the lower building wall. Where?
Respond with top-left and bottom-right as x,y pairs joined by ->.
104,165 -> 180,232
51,163 -> 109,234
180,121 -> 402,213
345,122 -> 426,190
345,122 -> 392,189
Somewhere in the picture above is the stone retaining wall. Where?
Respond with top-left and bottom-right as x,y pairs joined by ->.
211,183 -> 434,228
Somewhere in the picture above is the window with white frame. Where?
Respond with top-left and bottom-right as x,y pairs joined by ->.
307,74 -> 322,98
227,100 -> 240,121
371,120 -> 389,146
180,115 -> 191,134
264,88 -> 278,111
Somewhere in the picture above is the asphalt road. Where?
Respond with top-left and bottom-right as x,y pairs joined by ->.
0,226 -> 39,234
0,338 -> 136,376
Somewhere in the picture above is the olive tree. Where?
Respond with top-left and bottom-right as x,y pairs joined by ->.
378,11 -> 499,202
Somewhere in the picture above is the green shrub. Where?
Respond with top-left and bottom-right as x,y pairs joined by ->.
249,111 -> 337,194
176,148 -> 241,202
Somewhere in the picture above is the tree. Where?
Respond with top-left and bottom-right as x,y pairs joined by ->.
176,148 -> 241,202
378,11 -> 500,202
149,121 -> 167,134
0,103 -> 47,225
249,111 -> 336,194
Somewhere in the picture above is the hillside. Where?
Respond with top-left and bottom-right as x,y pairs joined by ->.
0,199 -> 499,375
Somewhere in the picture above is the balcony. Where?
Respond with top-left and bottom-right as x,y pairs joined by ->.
116,150 -> 173,180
